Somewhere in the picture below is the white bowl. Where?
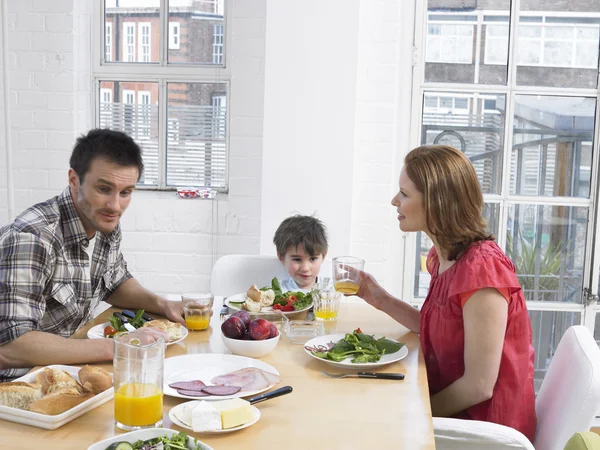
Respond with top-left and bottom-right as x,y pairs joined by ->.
221,332 -> 280,358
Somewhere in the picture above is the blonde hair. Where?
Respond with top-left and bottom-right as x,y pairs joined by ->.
404,145 -> 493,260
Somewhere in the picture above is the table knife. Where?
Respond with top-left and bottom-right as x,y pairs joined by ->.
122,309 -> 154,322
113,312 -> 136,332
354,372 -> 405,380
247,386 -> 293,405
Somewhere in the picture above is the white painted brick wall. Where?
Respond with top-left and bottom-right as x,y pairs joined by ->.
0,0 -> 267,299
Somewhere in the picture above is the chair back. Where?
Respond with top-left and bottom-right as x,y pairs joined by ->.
535,326 -> 600,450
210,254 -> 333,298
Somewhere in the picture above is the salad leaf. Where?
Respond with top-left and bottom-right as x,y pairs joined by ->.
108,315 -> 126,332
311,329 -> 404,364
129,309 -> 146,329
130,431 -> 206,450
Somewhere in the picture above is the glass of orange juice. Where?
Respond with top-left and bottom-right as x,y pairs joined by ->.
182,292 -> 214,331
113,331 -> 164,431
333,256 -> 365,295
312,281 -> 342,321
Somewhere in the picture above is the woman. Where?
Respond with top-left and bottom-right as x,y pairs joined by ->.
356,145 -> 536,440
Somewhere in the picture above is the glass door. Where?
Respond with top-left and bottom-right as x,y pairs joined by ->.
409,0 -> 600,389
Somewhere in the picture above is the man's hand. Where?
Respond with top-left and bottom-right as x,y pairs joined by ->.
158,298 -> 185,325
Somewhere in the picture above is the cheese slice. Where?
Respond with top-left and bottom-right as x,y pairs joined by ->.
191,401 -> 222,432
212,398 -> 254,429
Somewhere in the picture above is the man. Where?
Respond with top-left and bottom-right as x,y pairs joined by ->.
0,129 -> 183,381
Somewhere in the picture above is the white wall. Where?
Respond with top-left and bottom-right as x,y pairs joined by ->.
0,0 -> 414,296
260,0 -> 361,258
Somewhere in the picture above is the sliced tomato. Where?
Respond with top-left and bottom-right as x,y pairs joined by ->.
281,304 -> 295,312
272,304 -> 283,311
288,295 -> 298,303
103,325 -> 117,337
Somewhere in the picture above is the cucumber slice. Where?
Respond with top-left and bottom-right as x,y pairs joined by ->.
106,442 -> 134,450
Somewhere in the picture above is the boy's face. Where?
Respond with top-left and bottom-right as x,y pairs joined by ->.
279,245 -> 326,290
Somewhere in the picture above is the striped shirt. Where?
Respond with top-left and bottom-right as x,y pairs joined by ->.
0,188 -> 132,381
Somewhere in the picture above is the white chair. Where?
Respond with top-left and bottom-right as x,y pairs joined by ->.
210,254 -> 334,298
434,325 -> 600,450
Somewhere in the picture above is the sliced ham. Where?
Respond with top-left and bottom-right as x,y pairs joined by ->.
177,389 -> 210,397
168,380 -> 206,391
211,368 -> 280,392
201,385 -> 241,396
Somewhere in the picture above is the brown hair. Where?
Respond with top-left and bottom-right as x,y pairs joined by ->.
404,145 -> 494,260
273,215 -> 328,257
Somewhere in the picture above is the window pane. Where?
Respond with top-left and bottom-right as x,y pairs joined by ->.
414,203 -> 500,298
516,2 -> 600,88
425,3 -> 509,85
166,83 -> 227,188
98,81 -> 159,186
422,92 -> 505,194
104,1 -> 160,64
510,95 -> 595,198
530,310 -> 581,390
168,0 -> 225,65
506,204 -> 587,303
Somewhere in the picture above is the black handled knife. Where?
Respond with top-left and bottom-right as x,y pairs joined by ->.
113,312 -> 136,331
122,309 -> 154,322
247,386 -> 293,405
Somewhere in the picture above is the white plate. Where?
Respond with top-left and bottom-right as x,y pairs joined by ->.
225,293 -> 313,315
169,401 -> 260,434
0,364 -> 114,430
303,333 -> 409,369
164,354 -> 279,400
87,427 -> 214,450
87,322 -> 189,346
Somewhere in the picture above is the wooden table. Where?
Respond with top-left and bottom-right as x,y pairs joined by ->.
0,299 -> 435,449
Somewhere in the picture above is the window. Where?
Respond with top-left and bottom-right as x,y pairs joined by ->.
212,24 -> 224,64
138,23 -> 151,63
123,22 -> 135,62
169,22 -> 180,50
425,15 -> 475,64
105,22 -> 112,62
95,1 -> 229,190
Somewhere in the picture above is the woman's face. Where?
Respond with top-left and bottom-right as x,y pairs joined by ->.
391,168 -> 428,233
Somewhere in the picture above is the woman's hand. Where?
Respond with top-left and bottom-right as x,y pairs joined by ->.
346,268 -> 387,310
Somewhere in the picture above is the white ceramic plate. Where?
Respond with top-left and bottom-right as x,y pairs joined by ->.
169,401 -> 260,434
87,322 -> 189,346
87,427 -> 214,450
225,293 -> 313,315
303,333 -> 409,369
164,354 -> 279,400
0,365 -> 114,430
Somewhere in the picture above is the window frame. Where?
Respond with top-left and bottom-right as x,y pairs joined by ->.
92,0 -> 232,191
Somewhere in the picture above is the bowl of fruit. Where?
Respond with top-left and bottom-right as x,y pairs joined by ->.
221,311 -> 280,358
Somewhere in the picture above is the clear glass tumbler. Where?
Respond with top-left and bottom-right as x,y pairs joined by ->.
113,331 -> 164,431
182,292 -> 214,331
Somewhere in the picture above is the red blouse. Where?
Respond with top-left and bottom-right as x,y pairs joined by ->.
421,240 -> 537,441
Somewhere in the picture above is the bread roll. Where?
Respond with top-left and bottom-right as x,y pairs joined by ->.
36,368 -> 83,395
78,365 -> 113,394
246,284 -> 262,302
0,381 -> 43,410
29,392 -> 94,415
144,319 -> 184,342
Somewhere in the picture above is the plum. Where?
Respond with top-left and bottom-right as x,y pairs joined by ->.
221,316 -> 246,339
268,323 -> 278,339
243,330 -> 253,340
231,310 -> 251,329
249,318 -> 271,340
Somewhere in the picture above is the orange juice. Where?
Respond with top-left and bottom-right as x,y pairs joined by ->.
335,281 -> 359,294
115,383 -> 163,427
314,310 -> 338,320
185,315 -> 210,330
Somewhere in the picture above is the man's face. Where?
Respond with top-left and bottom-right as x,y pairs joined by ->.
69,158 -> 139,237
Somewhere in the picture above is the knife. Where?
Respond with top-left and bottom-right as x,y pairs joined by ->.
354,372 -> 405,380
247,386 -> 293,405
122,309 -> 155,322
113,312 -> 136,332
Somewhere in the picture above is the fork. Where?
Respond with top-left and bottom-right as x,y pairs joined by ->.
321,371 -> 404,380
220,306 -> 230,321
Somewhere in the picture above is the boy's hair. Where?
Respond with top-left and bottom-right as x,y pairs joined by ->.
69,128 -> 144,183
273,215 -> 328,257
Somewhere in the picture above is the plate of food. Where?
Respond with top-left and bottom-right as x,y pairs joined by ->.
304,329 -> 408,369
164,354 -> 280,401
0,365 -> 114,430
87,310 -> 188,346
169,399 -> 260,434
225,278 -> 313,315
87,428 -> 213,450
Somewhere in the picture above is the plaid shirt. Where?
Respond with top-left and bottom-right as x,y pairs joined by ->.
0,188 -> 132,381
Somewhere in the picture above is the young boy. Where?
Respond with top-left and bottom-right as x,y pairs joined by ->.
273,215 -> 328,292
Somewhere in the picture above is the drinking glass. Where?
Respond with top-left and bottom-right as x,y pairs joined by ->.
332,256 -> 365,295
312,288 -> 342,321
113,331 -> 164,431
182,292 -> 214,331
